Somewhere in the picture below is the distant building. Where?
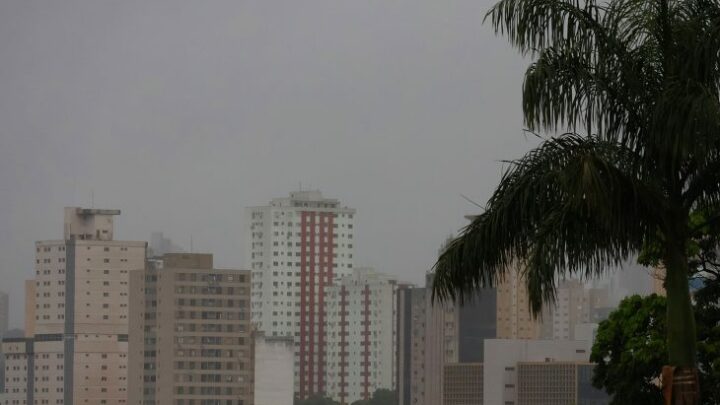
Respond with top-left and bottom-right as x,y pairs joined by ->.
496,265 -> 542,339
127,253 -> 253,405
0,291 -> 7,338
396,273 -> 496,405
396,285 -> 427,405
0,290 -> 7,395
254,332 -> 294,405
324,268 -> 397,404
149,231 -> 185,257
2,207 -> 146,405
246,190 -> 356,398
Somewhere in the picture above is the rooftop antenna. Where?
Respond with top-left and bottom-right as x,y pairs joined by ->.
190,234 -> 194,253
90,188 -> 94,208
299,181 -> 302,192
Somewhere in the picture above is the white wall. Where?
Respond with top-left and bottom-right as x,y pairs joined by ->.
483,339 -> 591,405
255,335 -> 294,405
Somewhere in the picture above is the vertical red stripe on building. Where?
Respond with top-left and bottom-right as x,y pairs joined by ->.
363,284 -> 371,400
340,285 -> 347,404
299,212 -> 309,399
308,212 -> 316,394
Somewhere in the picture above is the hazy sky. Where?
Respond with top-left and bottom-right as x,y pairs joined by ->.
0,0 -> 643,329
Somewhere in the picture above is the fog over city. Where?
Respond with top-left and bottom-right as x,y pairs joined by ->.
0,0 -> 649,330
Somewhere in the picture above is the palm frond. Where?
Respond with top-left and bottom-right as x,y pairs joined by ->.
432,134 -> 662,315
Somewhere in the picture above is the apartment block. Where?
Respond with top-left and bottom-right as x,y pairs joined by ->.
127,253 -> 253,405
2,207 -> 146,405
246,190 -> 355,398
324,268 -> 396,404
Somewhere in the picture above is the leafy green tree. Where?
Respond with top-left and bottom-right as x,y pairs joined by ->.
591,295 -> 668,404
294,394 -> 340,405
591,292 -> 720,404
432,3 -> 720,399
350,389 -> 397,405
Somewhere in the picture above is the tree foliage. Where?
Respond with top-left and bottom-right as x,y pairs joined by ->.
294,395 -> 340,405
591,292 -> 720,404
350,389 -> 397,405
432,0 -> 720,374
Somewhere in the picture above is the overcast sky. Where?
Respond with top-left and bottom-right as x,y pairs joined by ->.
0,0 -> 650,329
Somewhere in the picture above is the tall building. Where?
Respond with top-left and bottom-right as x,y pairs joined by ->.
396,285 -> 427,405
246,190 -> 355,398
1,207 -> 146,405
127,253 -> 253,405
0,291 -> 7,338
324,268 -> 397,404
253,332 -> 294,405
0,290 -> 7,395
496,265 -> 542,339
396,274 -> 496,405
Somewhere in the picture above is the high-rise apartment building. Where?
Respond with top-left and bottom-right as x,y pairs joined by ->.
324,268 -> 397,404
1,207 -> 146,405
127,253 -> 253,405
246,190 -> 355,398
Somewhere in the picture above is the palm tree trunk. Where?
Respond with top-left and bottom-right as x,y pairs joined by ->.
663,241 -> 700,404
664,244 -> 697,367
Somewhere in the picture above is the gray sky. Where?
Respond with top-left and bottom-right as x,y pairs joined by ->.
0,0 -> 643,329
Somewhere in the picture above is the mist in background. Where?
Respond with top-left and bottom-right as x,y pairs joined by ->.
0,0 -> 652,328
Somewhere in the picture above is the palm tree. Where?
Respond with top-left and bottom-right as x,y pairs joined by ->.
432,1 -> 720,402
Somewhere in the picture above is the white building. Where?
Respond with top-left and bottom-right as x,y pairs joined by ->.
254,332 -> 295,405
324,268 -> 397,404
483,339 -> 599,405
2,207 -> 146,405
246,190 -> 356,398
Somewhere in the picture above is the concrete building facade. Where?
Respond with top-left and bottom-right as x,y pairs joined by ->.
2,207 -> 146,405
482,339 -> 610,405
324,268 -> 396,404
127,253 -> 253,405
442,363 -> 483,405
253,333 -> 294,405
246,190 -> 355,398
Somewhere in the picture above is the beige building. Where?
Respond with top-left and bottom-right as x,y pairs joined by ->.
1,207 -> 146,405
442,363 -> 483,405
128,253 -> 253,405
496,265 -> 542,339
